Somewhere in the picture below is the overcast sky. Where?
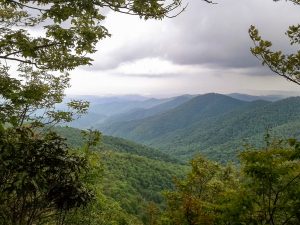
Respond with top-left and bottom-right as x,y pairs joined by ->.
66,0 -> 300,97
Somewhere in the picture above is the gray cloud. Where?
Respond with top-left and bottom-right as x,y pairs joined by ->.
88,0 -> 299,75
112,72 -> 178,79
163,0 -> 298,69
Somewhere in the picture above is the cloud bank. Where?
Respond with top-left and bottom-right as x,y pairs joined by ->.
68,0 -> 300,96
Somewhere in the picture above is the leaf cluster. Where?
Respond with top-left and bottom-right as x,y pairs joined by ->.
162,138 -> 300,225
249,1 -> 300,85
0,126 -> 94,225
0,63 -> 89,128
0,0 -> 187,70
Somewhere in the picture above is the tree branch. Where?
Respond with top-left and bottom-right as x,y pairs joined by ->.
7,0 -> 48,12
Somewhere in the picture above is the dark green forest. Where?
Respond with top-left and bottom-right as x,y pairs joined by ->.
1,0 -> 300,225
97,94 -> 300,162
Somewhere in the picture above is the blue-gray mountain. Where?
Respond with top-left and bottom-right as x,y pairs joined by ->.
67,95 -> 173,128
102,94 -> 194,125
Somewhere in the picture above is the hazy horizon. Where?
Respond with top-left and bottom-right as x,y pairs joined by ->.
66,90 -> 300,100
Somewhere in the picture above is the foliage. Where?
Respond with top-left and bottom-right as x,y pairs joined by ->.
52,126 -> 187,224
0,126 -> 93,225
163,138 -> 300,225
81,129 -> 102,153
162,156 -> 239,225
53,126 -> 180,163
101,94 -> 300,162
62,129 -> 144,225
100,135 -> 180,163
0,0 -> 187,71
249,0 -> 300,85
64,190 -> 143,225
100,151 -> 188,217
0,63 -> 89,128
228,138 -> 300,225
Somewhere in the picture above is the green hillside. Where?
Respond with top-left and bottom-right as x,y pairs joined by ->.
100,151 -> 188,222
53,126 -> 188,223
154,97 -> 300,161
100,94 -> 300,162
101,93 -> 247,142
53,126 -> 179,163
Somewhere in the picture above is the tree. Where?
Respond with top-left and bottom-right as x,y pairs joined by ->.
249,0 -> 300,85
224,138 -> 300,225
0,0 -> 187,71
0,126 -> 94,225
162,156 -> 239,225
163,137 -> 300,225
0,1 -> 216,224
248,3 -> 300,221
0,63 -> 89,128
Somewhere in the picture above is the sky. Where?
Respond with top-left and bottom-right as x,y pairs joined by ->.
65,0 -> 300,97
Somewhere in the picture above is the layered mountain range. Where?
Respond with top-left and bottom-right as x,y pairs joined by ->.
68,93 -> 300,161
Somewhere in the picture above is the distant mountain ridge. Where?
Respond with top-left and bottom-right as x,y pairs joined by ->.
100,93 -> 247,140
67,96 -> 172,128
103,95 -> 194,125
97,93 -> 300,162
66,93 -> 296,129
62,93 -> 300,162
227,93 -> 286,102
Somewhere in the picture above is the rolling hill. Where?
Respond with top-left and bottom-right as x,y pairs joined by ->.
53,126 -> 188,223
53,126 -> 179,163
65,95 -> 177,128
99,94 -> 300,162
102,94 -> 194,125
100,93 -> 247,140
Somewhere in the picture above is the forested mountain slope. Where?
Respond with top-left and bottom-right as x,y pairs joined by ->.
102,95 -> 194,125
100,94 -> 300,161
66,93 -> 289,129
54,126 -> 179,163
100,151 -> 187,222
66,96 -> 176,128
53,126 -> 188,223
101,93 -> 247,141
